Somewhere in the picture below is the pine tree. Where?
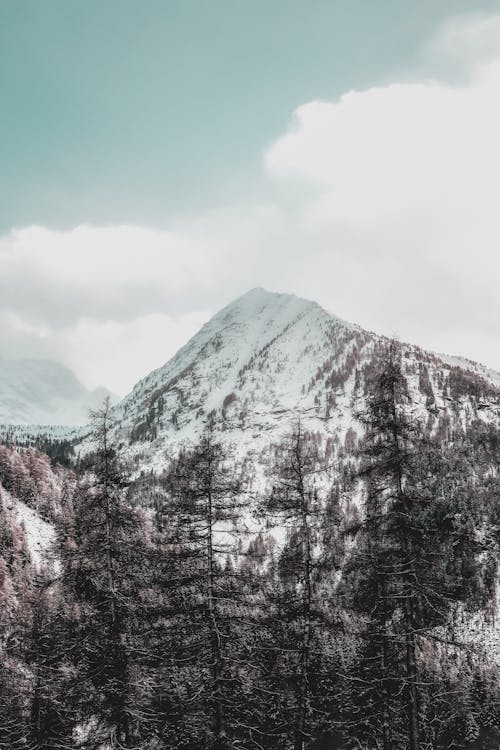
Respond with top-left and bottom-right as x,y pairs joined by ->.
26,582 -> 77,750
260,421 -> 337,750
59,398 -> 149,747
149,427 -> 252,750
346,342 -> 491,749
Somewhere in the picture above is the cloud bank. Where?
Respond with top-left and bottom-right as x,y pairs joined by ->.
3,13 -> 500,395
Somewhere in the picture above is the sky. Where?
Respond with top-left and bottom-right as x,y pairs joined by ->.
2,1 -> 500,396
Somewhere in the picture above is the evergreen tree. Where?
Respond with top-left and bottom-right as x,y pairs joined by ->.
59,398 -> 149,747
345,342 -> 491,749
149,427 -> 252,750
25,582 -> 77,750
260,421 -> 339,750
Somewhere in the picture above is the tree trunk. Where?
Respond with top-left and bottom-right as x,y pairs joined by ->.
102,409 -> 116,627
404,594 -> 419,750
295,436 -> 312,750
381,578 -> 392,750
390,368 -> 419,750
207,483 -> 227,749
399,482 -> 419,750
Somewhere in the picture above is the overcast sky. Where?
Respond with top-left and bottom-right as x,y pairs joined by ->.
2,1 -> 500,396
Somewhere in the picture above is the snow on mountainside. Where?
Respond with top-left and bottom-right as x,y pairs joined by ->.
0,357 -> 114,426
0,442 -> 68,574
15,500 -> 58,570
113,288 -> 500,472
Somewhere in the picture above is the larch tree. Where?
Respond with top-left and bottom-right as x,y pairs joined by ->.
346,342 -> 495,750
261,421 -> 335,750
59,397 -> 149,748
150,426 -> 251,750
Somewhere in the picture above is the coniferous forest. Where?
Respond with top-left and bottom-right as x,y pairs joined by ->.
1,346 -> 500,750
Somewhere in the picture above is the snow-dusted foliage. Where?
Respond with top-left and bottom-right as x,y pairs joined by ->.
0,441 -> 73,747
111,289 -> 500,482
1,290 -> 500,749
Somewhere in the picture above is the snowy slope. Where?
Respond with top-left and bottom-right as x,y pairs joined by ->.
113,288 -> 500,473
0,485 -> 57,573
15,500 -> 58,571
113,289 -> 358,463
0,356 -> 114,426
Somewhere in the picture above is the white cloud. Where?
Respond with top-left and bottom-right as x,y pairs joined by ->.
0,216 -> 283,394
3,12 -> 500,394
0,224 -> 225,320
263,13 -> 500,368
424,12 -> 500,71
0,306 -> 211,396
59,313 -> 211,396
265,61 -> 500,235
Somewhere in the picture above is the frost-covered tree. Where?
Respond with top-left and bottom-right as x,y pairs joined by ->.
344,342 -> 494,750
260,421 -> 340,750
59,398 -> 149,747
149,427 -> 253,750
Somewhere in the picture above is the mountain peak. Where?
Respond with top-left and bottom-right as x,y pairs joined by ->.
218,286 -> 313,316
211,287 -> 345,333
114,288 -> 360,458
110,287 -> 500,474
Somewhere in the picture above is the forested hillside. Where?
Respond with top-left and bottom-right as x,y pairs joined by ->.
110,290 -> 500,486
1,345 -> 500,749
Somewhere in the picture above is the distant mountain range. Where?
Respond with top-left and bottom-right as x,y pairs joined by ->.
0,356 -> 114,426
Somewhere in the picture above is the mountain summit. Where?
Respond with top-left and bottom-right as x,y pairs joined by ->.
114,288 -> 500,471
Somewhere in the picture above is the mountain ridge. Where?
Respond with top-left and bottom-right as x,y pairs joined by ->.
111,288 -> 500,474
3,289 -> 500,457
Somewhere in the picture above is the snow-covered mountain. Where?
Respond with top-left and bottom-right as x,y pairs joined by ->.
113,288 -> 500,471
0,356 -> 114,426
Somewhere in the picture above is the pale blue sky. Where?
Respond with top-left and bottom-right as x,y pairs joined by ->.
2,0 -> 499,232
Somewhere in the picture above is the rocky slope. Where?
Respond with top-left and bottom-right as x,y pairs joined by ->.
113,287 -> 500,472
